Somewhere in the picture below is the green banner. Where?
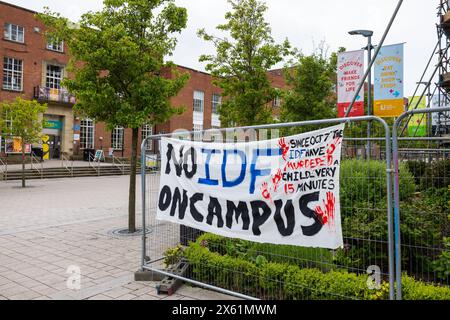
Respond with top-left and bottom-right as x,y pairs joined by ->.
44,120 -> 62,130
407,96 -> 427,137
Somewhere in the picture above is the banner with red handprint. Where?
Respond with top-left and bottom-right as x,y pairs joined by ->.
156,124 -> 345,249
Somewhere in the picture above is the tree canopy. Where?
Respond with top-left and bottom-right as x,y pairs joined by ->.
198,0 -> 292,127
1,97 -> 47,187
38,0 -> 189,232
38,0 -> 189,129
280,47 -> 343,125
1,97 -> 47,145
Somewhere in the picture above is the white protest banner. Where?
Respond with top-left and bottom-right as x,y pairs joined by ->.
156,124 -> 345,249
337,50 -> 365,118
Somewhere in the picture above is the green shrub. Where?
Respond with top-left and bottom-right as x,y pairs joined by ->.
196,233 -> 334,271
182,237 -> 450,300
340,159 -> 415,209
405,161 -> 427,188
402,274 -> 450,300
336,194 -> 447,276
421,159 -> 450,190
433,237 -> 450,281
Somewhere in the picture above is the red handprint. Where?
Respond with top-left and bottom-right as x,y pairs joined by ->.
314,192 -> 336,227
260,182 -> 271,201
326,137 -> 342,166
278,138 -> 289,161
271,169 -> 283,192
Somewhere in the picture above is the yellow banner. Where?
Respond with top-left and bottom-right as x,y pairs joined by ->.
374,99 -> 404,117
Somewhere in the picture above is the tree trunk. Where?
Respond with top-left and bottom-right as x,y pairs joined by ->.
128,127 -> 139,233
21,142 -> 26,188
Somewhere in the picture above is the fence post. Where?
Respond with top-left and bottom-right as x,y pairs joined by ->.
392,106 -> 450,300
380,120 -> 396,301
140,138 -> 147,271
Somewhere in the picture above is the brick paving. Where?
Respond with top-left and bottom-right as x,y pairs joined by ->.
0,176 -> 235,300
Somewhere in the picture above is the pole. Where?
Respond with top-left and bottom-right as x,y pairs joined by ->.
367,35 -> 373,159
344,0 -> 404,117
427,85 -> 432,163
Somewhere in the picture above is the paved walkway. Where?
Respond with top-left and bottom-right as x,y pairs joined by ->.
0,176 -> 234,300
4,159 -> 119,172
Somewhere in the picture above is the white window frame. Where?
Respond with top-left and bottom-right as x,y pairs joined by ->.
111,126 -> 124,150
46,39 -> 64,53
46,64 -> 64,89
0,113 -> 12,152
212,93 -> 221,114
80,119 -> 95,149
141,124 -> 153,151
4,23 -> 24,43
193,90 -> 204,113
3,57 -> 23,91
193,124 -> 203,141
272,95 -> 281,108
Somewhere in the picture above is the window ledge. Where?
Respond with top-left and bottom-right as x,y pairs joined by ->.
46,48 -> 65,54
2,88 -> 24,93
2,38 -> 25,45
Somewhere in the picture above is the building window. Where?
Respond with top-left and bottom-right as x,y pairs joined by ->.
141,124 -> 153,151
46,64 -> 63,89
272,95 -> 281,108
3,57 -> 23,91
212,94 -> 221,114
111,126 -> 124,150
46,39 -> 64,53
193,90 -> 204,113
0,113 -> 12,152
193,124 -> 203,140
80,119 -> 94,149
4,23 -> 24,43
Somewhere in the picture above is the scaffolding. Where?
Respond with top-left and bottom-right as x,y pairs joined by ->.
402,1 -> 450,142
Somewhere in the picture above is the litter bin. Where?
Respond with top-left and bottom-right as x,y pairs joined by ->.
83,148 -> 95,161
31,147 -> 43,161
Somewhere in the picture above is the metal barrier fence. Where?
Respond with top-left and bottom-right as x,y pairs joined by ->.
392,106 -> 450,300
140,115 -> 398,300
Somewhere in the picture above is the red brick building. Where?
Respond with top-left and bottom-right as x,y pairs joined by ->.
0,1 -> 285,160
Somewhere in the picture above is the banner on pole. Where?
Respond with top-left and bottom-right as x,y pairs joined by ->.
407,96 -> 427,137
156,125 -> 345,249
337,50 -> 365,118
374,43 -> 405,117
431,95 -> 450,135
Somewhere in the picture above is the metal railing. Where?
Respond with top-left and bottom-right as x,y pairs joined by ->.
140,115 -> 396,300
61,153 -> 74,177
88,153 -> 100,176
0,158 -> 7,181
33,86 -> 76,104
112,154 -> 125,175
30,153 -> 43,179
392,106 -> 450,300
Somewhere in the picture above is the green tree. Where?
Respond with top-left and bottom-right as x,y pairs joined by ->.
1,97 -> 47,188
39,0 -> 189,232
198,0 -> 292,127
280,47 -> 342,133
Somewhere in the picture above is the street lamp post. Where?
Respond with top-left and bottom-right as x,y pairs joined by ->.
349,29 -> 374,159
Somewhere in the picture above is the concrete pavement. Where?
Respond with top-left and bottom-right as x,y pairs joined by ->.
0,175 -> 234,300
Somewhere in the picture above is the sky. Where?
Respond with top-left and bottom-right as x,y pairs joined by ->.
3,0 -> 439,96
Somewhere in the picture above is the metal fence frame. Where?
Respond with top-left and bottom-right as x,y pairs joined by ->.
392,106 -> 450,300
140,115 -> 396,300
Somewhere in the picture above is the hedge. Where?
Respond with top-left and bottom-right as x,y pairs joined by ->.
182,234 -> 450,300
